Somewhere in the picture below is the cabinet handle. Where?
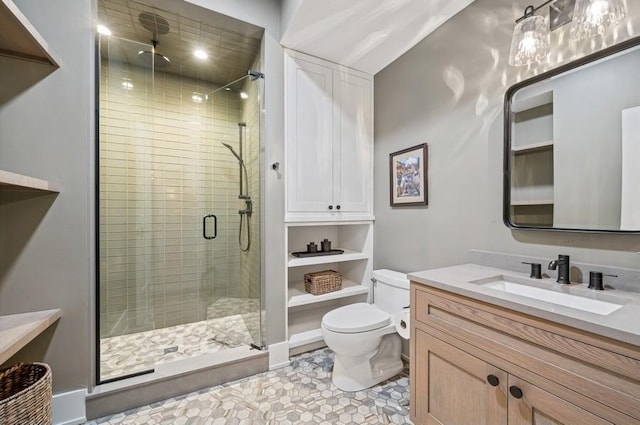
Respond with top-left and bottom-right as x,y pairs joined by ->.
486,375 -> 500,387
336,205 -> 341,210
509,386 -> 523,399
328,205 -> 333,210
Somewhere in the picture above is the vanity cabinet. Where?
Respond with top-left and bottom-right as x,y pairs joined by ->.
284,49 -> 373,221
410,283 -> 640,425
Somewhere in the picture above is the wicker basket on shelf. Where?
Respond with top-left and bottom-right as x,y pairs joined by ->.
0,362 -> 52,425
304,270 -> 343,295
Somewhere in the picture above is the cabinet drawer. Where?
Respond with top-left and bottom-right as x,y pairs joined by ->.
411,283 -> 640,422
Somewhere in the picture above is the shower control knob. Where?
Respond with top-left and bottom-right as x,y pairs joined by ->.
336,205 -> 341,210
328,205 -> 333,210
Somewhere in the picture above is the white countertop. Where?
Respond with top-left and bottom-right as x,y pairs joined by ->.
409,264 -> 640,347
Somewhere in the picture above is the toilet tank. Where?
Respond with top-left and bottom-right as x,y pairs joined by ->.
372,269 -> 410,315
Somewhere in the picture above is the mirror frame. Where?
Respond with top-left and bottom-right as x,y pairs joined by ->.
503,35 -> 640,234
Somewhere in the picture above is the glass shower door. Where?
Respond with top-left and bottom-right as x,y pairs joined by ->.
98,36 -> 264,383
203,73 -> 263,350
98,35 -> 157,382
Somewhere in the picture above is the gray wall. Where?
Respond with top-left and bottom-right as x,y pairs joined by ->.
374,0 -> 640,276
0,0 -> 94,394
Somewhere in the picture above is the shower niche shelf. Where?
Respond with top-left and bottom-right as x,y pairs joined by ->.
0,169 -> 59,193
285,221 -> 373,355
0,0 -> 60,104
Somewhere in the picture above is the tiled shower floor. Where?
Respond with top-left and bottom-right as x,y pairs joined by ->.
100,297 -> 259,380
88,348 -> 411,424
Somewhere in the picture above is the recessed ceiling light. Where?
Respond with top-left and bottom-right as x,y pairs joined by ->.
194,49 -> 208,60
97,24 -> 112,36
240,92 -> 249,100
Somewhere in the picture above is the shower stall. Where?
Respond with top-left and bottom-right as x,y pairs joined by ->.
96,0 -> 264,383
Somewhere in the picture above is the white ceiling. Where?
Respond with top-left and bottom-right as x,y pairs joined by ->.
280,0 -> 476,75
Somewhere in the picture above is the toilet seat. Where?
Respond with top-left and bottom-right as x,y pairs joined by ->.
322,303 -> 390,333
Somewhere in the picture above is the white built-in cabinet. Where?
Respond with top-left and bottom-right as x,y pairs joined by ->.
285,49 -> 373,221
0,0 -> 62,365
284,49 -> 375,355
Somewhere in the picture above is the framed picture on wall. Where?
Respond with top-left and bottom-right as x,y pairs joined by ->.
389,143 -> 428,207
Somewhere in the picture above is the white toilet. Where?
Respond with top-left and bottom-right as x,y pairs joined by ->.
321,269 -> 409,392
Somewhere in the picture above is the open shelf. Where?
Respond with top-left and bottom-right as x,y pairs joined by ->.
512,140 -> 553,155
0,169 -> 59,192
0,0 -> 60,104
0,0 -> 59,66
288,279 -> 368,308
511,199 -> 554,206
288,248 -> 368,268
288,328 -> 323,349
0,309 -> 62,365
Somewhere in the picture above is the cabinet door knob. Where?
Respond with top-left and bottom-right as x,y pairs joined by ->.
486,375 -> 500,387
509,386 -> 523,399
336,205 -> 341,210
328,205 -> 333,210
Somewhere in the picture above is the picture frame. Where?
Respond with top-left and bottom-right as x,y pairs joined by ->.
389,143 -> 428,207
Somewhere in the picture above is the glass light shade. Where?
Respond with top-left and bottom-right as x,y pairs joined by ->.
570,0 -> 627,40
509,14 -> 550,66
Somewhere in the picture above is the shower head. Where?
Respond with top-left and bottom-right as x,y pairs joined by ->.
137,47 -> 171,68
137,12 -> 171,68
221,142 -> 242,162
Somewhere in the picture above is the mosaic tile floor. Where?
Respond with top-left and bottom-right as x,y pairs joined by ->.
101,298 -> 259,380
88,348 -> 411,424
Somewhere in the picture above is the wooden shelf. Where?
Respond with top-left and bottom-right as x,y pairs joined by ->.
512,140 -> 553,155
511,200 -> 554,206
512,90 -> 552,112
0,169 -> 58,192
0,0 -> 59,66
0,309 -> 62,365
289,328 -> 323,349
288,279 -> 368,308
0,0 -> 60,104
288,249 -> 368,268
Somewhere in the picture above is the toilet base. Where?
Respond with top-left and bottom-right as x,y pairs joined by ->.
331,334 -> 403,392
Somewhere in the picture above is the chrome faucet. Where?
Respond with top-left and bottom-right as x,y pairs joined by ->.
548,255 -> 570,284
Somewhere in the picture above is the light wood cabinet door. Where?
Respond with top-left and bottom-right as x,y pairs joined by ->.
507,376 -> 614,425
413,329 -> 508,425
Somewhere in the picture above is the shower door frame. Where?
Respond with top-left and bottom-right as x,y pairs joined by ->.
94,35 -> 266,385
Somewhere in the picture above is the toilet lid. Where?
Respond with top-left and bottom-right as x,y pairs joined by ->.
322,303 -> 390,333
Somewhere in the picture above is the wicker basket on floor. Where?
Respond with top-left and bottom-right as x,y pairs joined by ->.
0,362 -> 52,425
304,270 -> 342,295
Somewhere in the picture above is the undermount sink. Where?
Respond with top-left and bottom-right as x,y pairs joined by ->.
471,275 -> 626,316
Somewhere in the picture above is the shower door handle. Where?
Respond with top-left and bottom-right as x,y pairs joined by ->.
203,214 -> 217,239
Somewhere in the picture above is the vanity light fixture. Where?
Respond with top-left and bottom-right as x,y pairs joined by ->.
509,4 -> 550,66
570,0 -> 626,39
509,0 -> 627,66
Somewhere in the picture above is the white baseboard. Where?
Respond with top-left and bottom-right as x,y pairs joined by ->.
268,341 -> 290,370
53,388 -> 86,425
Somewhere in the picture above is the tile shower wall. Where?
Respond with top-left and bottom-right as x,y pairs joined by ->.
99,57 -> 243,337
